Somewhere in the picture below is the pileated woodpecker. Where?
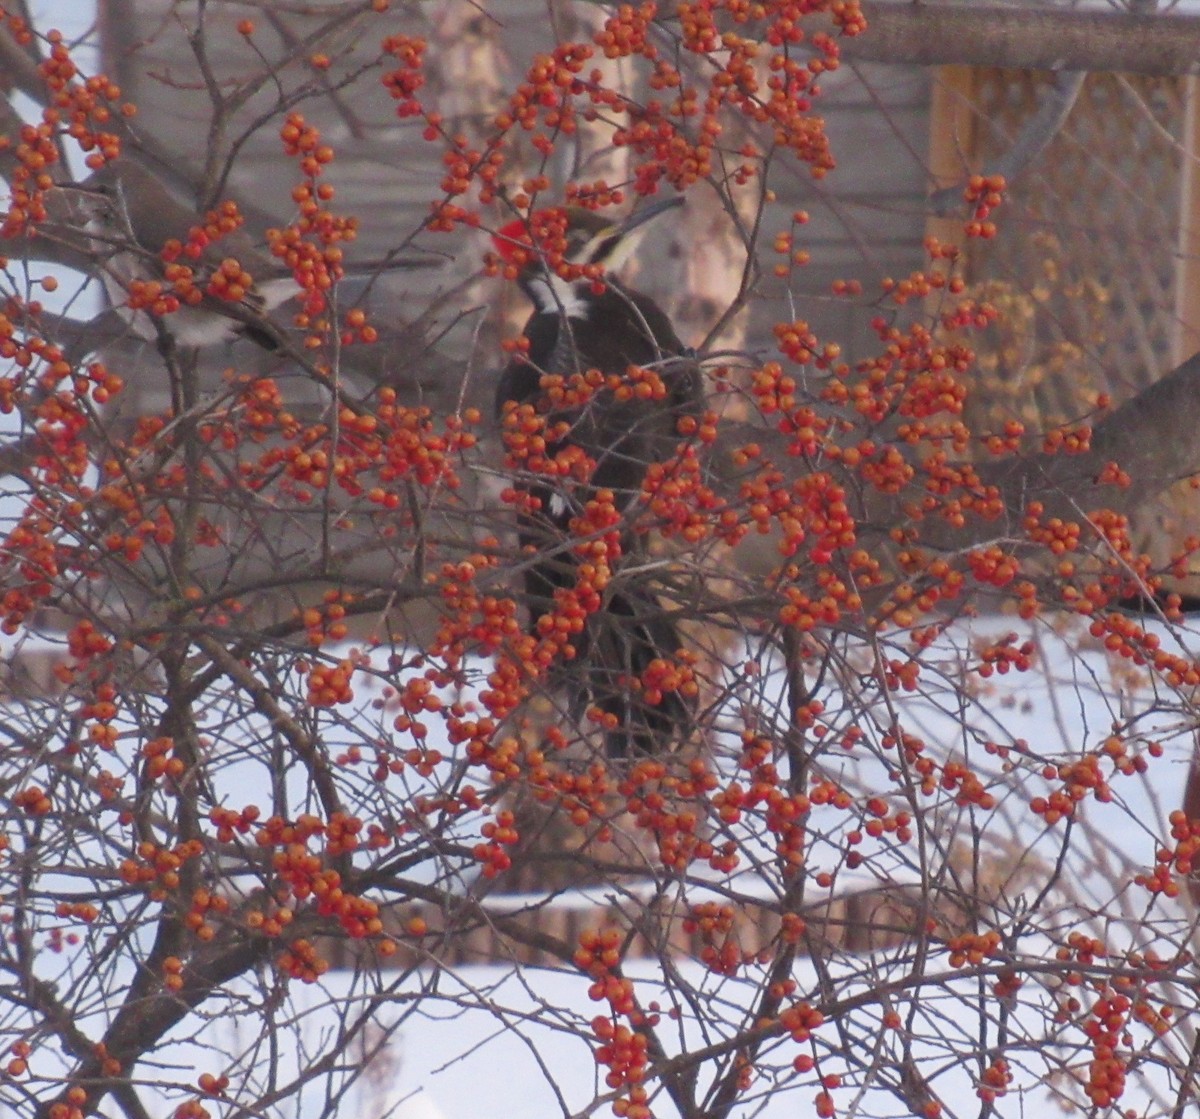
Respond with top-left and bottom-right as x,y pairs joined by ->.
66,158 -> 434,352
493,197 -> 702,758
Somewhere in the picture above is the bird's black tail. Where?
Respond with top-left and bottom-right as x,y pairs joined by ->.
516,495 -> 694,758
567,575 -> 694,759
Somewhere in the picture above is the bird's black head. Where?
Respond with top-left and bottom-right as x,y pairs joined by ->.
493,195 -> 682,318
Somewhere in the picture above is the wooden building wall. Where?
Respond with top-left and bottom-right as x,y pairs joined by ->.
96,0 -> 935,418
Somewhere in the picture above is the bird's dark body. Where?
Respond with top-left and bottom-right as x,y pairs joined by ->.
496,282 -> 701,507
496,276 -> 702,758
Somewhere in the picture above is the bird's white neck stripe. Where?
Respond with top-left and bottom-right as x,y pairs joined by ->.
526,273 -> 589,320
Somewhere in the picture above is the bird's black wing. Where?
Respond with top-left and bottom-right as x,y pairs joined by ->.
497,292 -> 703,757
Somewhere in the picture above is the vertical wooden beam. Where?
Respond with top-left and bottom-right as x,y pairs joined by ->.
1174,75 -> 1200,366
926,66 -> 981,259
927,66 -> 981,189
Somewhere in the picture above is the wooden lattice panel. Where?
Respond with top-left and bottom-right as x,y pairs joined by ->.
964,70 -> 1184,428
931,69 -> 1200,582
317,879 -> 980,972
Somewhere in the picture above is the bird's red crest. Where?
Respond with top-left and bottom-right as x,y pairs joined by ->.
491,217 -> 534,264
492,208 -> 571,265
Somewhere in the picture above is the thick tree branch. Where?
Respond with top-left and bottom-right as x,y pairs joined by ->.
34,932 -> 270,1119
978,350 -> 1200,528
844,2 -> 1200,76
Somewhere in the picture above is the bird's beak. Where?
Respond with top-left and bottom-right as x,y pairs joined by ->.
615,194 -> 684,238
585,195 -> 683,272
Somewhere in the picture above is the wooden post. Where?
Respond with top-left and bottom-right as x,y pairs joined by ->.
1174,75 -> 1200,366
926,66 -> 981,260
